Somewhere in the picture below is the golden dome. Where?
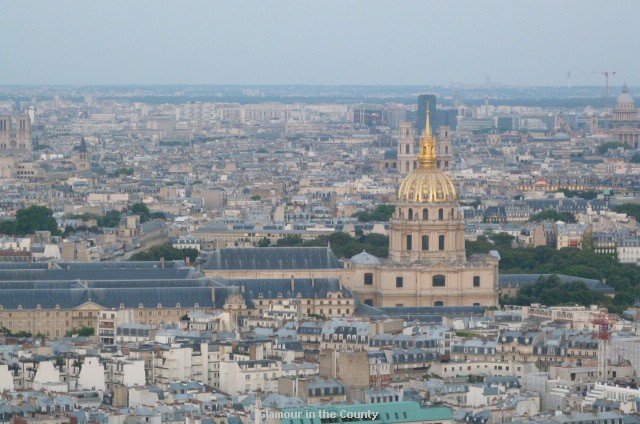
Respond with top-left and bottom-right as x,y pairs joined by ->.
398,111 -> 458,203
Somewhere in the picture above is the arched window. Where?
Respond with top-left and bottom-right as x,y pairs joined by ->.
434,301 -> 444,307
405,144 -> 409,154
408,208 -> 413,220
438,208 -> 444,220
422,209 -> 428,220
445,146 -> 449,154
432,274 -> 446,287
451,208 -> 455,218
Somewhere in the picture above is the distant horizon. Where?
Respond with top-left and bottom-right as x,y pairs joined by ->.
0,83 -> 635,88
2,1 -> 639,86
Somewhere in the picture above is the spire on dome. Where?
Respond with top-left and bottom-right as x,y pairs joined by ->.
418,107 -> 437,168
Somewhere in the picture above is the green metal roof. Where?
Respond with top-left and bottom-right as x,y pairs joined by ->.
278,401 -> 453,424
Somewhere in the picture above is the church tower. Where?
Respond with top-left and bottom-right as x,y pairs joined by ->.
389,111 -> 466,263
397,122 -> 417,175
436,126 -> 453,172
75,137 -> 91,173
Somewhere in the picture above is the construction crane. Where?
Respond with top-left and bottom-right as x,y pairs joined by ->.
592,312 -> 617,383
601,71 -> 617,115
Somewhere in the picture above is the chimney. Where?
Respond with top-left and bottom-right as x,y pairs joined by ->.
161,257 -> 165,269
291,276 -> 295,292
185,256 -> 191,267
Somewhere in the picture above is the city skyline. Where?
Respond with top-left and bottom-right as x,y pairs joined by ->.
3,0 -> 640,86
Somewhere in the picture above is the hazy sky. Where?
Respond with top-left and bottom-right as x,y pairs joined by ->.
3,0 -> 639,86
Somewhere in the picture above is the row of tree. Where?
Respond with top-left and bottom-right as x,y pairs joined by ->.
467,232 -> 637,313
0,203 -> 168,238
258,232 -> 389,258
129,243 -> 199,263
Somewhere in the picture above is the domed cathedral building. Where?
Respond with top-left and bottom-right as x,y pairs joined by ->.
611,84 -> 640,149
343,112 -> 500,308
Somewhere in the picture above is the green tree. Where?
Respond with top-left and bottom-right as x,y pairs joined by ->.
613,203 -> 640,221
65,326 -> 95,337
528,209 -> 576,223
275,235 -> 304,247
130,202 -> 151,223
98,210 -> 122,227
597,142 -> 627,154
257,237 -> 271,247
129,243 -> 199,263
13,205 -> 61,236
630,153 -> 640,164
352,204 -> 396,222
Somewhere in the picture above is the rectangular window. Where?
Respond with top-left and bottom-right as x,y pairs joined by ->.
422,235 -> 429,251
364,273 -> 373,285
396,277 -> 403,288
473,276 -> 480,287
438,235 -> 445,251
406,235 -> 412,250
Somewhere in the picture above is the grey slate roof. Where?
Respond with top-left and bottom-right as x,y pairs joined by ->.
0,261 -> 215,309
212,278 -> 351,308
203,247 -> 342,270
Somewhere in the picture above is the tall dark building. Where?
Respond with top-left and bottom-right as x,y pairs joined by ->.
416,94 -> 436,135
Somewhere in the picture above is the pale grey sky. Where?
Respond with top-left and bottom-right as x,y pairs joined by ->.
2,0 -> 638,86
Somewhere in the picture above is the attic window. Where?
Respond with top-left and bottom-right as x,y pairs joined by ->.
138,303 -> 144,308
176,303 -> 181,308
297,293 -> 302,298
194,303 -> 200,308
55,304 -> 60,310
258,293 -> 264,298
277,293 -> 283,298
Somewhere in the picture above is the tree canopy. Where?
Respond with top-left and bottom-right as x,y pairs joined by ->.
268,231 -> 389,259
466,234 -> 636,313
129,242 -> 199,263
352,204 -> 395,222
556,189 -> 599,200
597,142 -> 627,154
501,275 -> 611,308
613,203 -> 640,221
528,209 -> 576,223
130,202 -> 151,223
0,205 -> 61,236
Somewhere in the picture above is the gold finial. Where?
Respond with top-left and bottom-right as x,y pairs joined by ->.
418,107 -> 437,168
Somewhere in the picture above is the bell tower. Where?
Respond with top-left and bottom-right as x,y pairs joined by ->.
397,122 -> 416,175
437,126 -> 453,172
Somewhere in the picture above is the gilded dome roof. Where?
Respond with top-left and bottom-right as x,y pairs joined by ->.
398,111 -> 458,203
398,167 -> 458,203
